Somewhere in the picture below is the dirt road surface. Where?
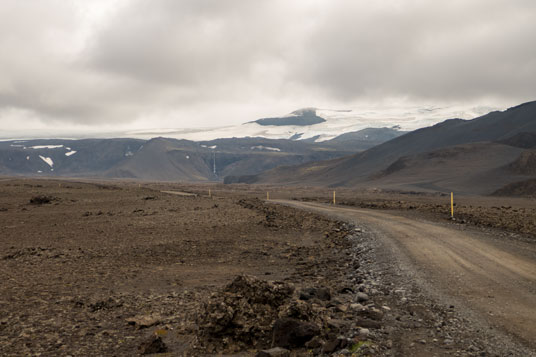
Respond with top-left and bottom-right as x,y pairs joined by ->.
275,200 -> 536,352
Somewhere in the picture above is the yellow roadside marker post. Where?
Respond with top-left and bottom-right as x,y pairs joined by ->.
267,191 -> 270,201
333,190 -> 336,205
209,189 -> 211,198
451,192 -> 454,218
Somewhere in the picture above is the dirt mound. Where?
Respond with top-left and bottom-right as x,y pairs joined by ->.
223,274 -> 295,306
198,275 -> 299,351
493,178 -> 536,197
507,150 -> 536,175
29,195 -> 56,204
2,247 -> 66,260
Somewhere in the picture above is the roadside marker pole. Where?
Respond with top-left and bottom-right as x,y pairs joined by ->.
267,192 -> 270,201
451,192 -> 454,218
209,189 -> 211,198
333,191 -> 336,205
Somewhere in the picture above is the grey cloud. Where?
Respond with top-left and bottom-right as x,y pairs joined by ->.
293,0 -> 536,102
88,0 -> 289,88
0,0 -> 535,130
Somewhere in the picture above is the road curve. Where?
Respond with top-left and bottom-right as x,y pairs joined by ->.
274,200 -> 536,349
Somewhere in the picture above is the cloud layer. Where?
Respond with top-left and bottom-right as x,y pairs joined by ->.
0,0 -> 535,132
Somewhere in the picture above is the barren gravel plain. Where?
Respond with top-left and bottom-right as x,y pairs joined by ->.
0,178 -> 535,356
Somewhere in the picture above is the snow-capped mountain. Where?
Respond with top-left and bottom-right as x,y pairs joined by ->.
124,105 -> 499,142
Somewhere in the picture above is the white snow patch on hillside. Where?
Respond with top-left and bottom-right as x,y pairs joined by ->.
39,155 -> 54,167
30,145 -> 64,149
251,146 -> 281,152
65,151 -> 77,156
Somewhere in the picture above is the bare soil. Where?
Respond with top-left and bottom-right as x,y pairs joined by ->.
0,179 -> 356,356
1,178 -> 535,356
190,183 -> 536,238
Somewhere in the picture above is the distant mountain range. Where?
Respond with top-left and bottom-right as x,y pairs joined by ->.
0,128 -> 403,181
230,101 -> 536,196
3,101 -> 535,197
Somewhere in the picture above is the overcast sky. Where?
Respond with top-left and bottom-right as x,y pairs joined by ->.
0,0 -> 535,135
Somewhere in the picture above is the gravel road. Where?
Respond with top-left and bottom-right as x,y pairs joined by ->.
275,199 -> 536,354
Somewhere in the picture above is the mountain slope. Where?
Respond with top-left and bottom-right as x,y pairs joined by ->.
369,143 -> 525,194
105,138 -> 215,181
0,136 -> 360,181
236,101 -> 536,193
0,139 -> 144,176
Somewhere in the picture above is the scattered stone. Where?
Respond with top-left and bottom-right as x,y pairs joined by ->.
29,195 -> 54,205
256,347 -> 290,357
280,299 -> 313,321
350,303 -> 364,311
138,335 -> 167,355
335,304 -> 348,313
469,344 -> 479,352
272,318 -> 320,348
88,298 -> 122,312
365,307 -> 384,321
322,336 -> 348,354
356,292 -> 369,303
358,328 -> 370,337
126,314 -> 161,329
299,287 -> 331,301
355,318 -> 382,329
327,319 -> 350,332
305,336 -> 324,349
339,286 -> 355,294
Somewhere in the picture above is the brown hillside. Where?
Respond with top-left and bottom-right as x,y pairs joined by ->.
507,150 -> 536,175
493,178 -> 536,197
